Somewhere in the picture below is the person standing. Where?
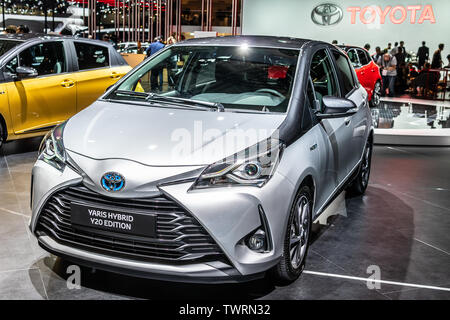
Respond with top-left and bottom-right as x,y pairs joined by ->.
390,42 -> 399,55
372,46 -> 383,62
16,25 -> 30,34
377,53 -> 397,97
4,25 -> 17,34
166,35 -> 177,45
431,44 -> 444,69
384,43 -> 392,54
417,41 -> 429,69
146,37 -> 165,91
364,43 -> 371,52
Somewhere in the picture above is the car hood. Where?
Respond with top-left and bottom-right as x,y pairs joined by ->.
64,100 -> 286,166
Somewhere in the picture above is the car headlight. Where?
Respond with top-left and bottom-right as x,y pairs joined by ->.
38,123 -> 66,171
192,138 -> 284,189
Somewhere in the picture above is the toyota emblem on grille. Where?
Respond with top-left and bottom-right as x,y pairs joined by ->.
101,172 -> 125,192
311,3 -> 343,26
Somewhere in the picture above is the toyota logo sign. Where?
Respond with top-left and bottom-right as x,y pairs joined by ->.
311,3 -> 343,26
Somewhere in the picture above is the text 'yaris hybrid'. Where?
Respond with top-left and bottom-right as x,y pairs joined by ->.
30,36 -> 373,284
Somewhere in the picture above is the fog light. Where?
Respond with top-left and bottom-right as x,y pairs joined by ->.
248,230 -> 266,251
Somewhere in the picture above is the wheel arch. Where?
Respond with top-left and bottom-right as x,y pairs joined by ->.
0,113 -> 7,142
368,128 -> 374,144
300,174 -> 316,204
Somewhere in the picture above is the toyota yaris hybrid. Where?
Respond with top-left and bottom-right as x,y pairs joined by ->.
30,36 -> 373,284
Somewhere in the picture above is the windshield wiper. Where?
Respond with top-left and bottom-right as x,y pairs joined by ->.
111,90 -> 225,112
146,93 -> 225,112
113,90 -> 149,98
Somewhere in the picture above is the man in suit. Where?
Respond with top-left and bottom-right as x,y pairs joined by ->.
431,43 -> 444,69
417,41 -> 429,69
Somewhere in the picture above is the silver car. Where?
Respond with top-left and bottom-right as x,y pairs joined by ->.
30,36 -> 373,284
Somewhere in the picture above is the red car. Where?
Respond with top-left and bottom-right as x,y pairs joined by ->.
339,45 -> 382,107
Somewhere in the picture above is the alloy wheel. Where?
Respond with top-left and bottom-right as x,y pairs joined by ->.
372,82 -> 381,107
290,195 -> 310,269
361,142 -> 372,188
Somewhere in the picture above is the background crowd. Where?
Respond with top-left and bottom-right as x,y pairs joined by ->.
336,39 -> 449,98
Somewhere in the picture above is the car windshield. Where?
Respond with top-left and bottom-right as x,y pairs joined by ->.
0,39 -> 21,56
107,45 -> 300,113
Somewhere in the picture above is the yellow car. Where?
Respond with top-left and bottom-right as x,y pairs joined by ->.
0,34 -> 131,148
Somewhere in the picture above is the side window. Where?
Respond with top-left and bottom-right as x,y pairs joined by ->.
309,49 -> 338,111
365,51 -> 372,65
347,49 -> 360,67
74,42 -> 109,70
332,50 -> 357,96
306,77 -> 319,112
19,41 -> 66,76
357,49 -> 369,65
4,56 -> 18,75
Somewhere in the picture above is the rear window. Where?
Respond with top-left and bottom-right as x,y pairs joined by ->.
74,42 -> 109,70
357,49 -> 369,65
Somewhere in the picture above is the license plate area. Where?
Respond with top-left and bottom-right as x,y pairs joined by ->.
70,203 -> 156,238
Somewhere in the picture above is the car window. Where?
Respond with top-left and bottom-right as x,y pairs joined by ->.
110,46 -> 299,113
332,50 -> 356,96
18,41 -> 66,76
365,51 -> 372,65
306,76 -> 320,112
347,49 -> 360,67
309,49 -> 338,110
74,42 -> 109,70
357,49 -> 369,65
4,56 -> 18,75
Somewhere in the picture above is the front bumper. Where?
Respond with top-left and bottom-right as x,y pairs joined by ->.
37,235 -> 263,283
30,154 -> 295,281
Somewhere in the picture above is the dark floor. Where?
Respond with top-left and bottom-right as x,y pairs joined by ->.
0,137 -> 449,300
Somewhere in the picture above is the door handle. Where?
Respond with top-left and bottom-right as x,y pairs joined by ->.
61,79 -> 75,88
110,72 -> 121,79
344,117 -> 351,126
360,71 -> 365,75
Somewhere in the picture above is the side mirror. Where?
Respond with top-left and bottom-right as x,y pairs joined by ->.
105,84 -> 114,92
16,66 -> 38,79
316,96 -> 357,119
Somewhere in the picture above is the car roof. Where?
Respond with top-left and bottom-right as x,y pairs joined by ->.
338,44 -> 367,52
0,33 -> 110,46
175,35 -> 315,50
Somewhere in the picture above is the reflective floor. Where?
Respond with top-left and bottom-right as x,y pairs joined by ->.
0,137 -> 449,300
373,98 -> 450,130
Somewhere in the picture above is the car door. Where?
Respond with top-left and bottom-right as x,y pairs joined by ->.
70,40 -> 130,112
4,40 -> 76,134
356,48 -> 372,93
309,48 -> 354,190
332,49 -> 368,172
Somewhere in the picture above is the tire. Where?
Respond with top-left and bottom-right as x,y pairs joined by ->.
347,139 -> 373,196
271,185 -> 313,285
369,81 -> 381,108
0,121 -> 4,150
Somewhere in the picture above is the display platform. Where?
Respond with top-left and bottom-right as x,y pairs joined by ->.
373,98 -> 450,146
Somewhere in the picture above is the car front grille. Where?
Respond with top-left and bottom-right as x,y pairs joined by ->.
36,185 -> 226,263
